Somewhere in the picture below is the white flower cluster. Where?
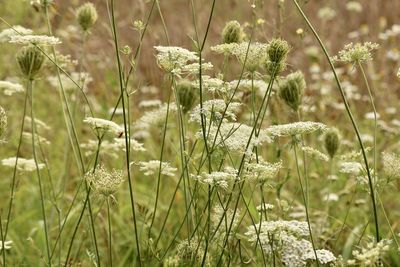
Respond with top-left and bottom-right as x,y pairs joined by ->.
47,72 -> 92,92
301,146 -> 329,162
347,239 -> 391,266
0,240 -> 13,251
0,26 -> 32,42
246,220 -> 336,267
137,160 -> 177,177
198,122 -> 272,155
193,168 -> 237,190
82,138 -> 145,158
335,42 -> 379,64
0,81 -> 24,96
9,34 -> 61,45
1,157 -> 45,172
382,152 -> 400,179
232,42 -> 268,72
154,46 -> 200,74
211,43 -> 238,55
230,79 -> 269,97
266,122 -> 327,138
189,99 -> 241,124
85,165 -> 124,197
194,76 -> 231,95
134,103 -> 177,130
83,117 -> 123,136
244,159 -> 283,183
339,161 -> 362,175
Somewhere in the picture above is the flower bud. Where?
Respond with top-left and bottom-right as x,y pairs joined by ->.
16,45 -> 45,80
324,128 -> 341,158
279,71 -> 306,111
0,106 -> 7,140
76,3 -> 98,32
265,38 -> 290,75
175,80 -> 197,114
222,21 -> 244,44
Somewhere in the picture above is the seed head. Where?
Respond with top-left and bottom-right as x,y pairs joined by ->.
279,71 -> 306,111
265,38 -> 291,75
76,3 -> 98,32
175,80 -> 197,114
324,128 -> 341,158
0,106 -> 7,140
222,20 -> 244,44
16,45 -> 45,80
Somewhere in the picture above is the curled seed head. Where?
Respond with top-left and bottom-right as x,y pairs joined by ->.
16,45 -> 45,80
176,80 -> 197,114
279,71 -> 306,111
76,2 -> 98,32
265,38 -> 291,75
222,20 -> 244,44
324,128 -> 341,158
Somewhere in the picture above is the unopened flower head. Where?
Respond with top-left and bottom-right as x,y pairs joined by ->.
0,106 -> 7,140
324,127 -> 341,158
138,160 -> 176,177
265,38 -> 291,75
1,157 -> 45,172
175,79 -> 197,113
0,26 -> 32,43
83,117 -> 123,136
266,121 -> 327,138
222,20 -> 244,44
85,165 -> 124,197
76,2 -> 98,32
0,81 -> 24,95
10,34 -> 61,46
16,45 -> 45,80
279,71 -> 306,111
336,42 -> 379,64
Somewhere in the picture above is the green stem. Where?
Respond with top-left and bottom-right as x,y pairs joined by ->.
29,80 -> 52,266
290,0 -> 380,242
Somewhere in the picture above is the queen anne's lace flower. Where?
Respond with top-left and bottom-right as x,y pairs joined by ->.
210,43 -> 239,55
0,81 -> 24,96
1,157 -> 45,172
85,165 -> 124,197
335,42 -> 379,64
0,26 -> 32,42
154,46 -> 198,74
232,42 -> 268,72
340,161 -> 362,175
198,122 -> 272,155
83,117 -> 123,136
189,99 -> 241,123
301,146 -> 329,162
137,160 -> 177,177
382,152 -> 400,179
9,34 -> 61,45
244,159 -> 283,182
347,239 -> 391,266
193,169 -> 237,190
266,122 -> 327,138
194,76 -> 231,95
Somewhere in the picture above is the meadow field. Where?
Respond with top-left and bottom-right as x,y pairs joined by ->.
1,0 -> 400,266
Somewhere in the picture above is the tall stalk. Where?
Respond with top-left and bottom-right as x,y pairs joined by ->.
290,0 -> 380,242
108,0 -> 141,264
28,80 -> 52,266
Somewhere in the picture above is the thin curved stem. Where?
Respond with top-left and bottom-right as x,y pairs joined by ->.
290,0 -> 380,242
